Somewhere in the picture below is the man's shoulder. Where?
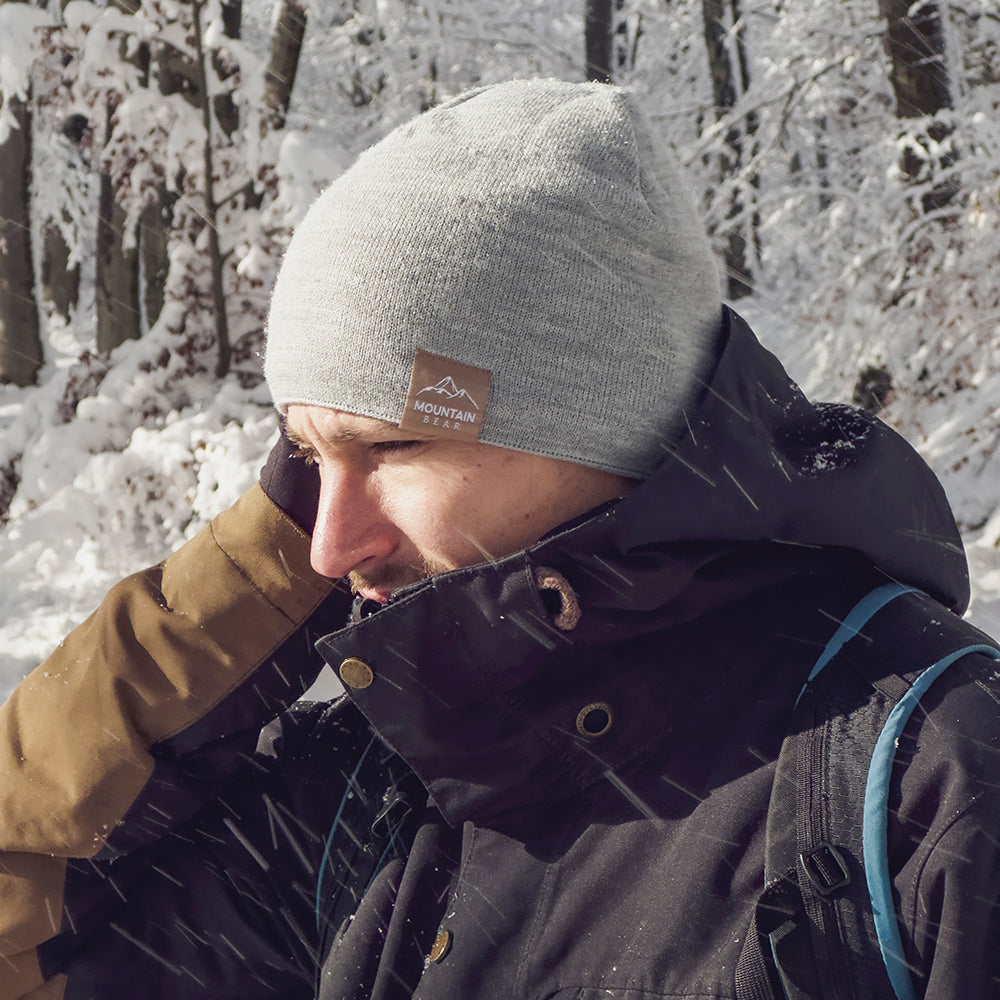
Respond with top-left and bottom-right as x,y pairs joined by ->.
759,585 -> 1000,1000
886,600 -> 1000,812
807,585 -> 1000,875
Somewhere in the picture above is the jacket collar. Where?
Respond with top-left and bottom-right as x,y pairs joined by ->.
315,526 -> 848,828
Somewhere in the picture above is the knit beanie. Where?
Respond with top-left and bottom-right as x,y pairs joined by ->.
265,78 -> 723,479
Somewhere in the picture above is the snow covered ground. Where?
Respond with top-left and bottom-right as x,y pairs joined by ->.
0,326 -> 277,691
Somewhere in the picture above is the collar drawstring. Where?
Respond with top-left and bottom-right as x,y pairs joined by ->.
535,566 -> 581,631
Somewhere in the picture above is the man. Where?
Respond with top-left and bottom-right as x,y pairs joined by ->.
2,79 -> 998,1000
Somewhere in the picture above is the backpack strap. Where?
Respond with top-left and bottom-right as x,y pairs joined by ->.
738,583 -> 1000,1000
313,726 -> 426,955
795,582 -> 917,705
861,639 -> 1000,1000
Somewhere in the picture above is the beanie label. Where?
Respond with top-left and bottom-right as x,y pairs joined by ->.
399,349 -> 491,442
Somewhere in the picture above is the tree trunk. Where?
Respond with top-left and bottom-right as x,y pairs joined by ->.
213,0 -> 242,138
138,194 -> 175,332
879,0 -> 952,118
263,0 -> 307,130
40,112 -> 87,324
138,0 -> 239,332
143,0 -> 241,353
138,0 -> 217,333
815,116 -> 832,213
191,0 -> 230,377
878,0 -> 957,212
242,0 -> 307,210
701,0 -> 756,299
613,2 -> 642,77
41,218 -> 80,323
96,160 -> 141,353
703,0 -> 736,109
96,0 -> 147,353
0,73 -> 42,386
585,0 -> 613,82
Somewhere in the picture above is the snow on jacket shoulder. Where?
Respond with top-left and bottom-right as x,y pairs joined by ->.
0,484 -> 342,1000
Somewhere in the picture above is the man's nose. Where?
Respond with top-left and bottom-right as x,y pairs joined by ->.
308,465 -> 395,579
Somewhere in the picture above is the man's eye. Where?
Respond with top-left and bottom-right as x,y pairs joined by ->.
371,440 -> 423,456
290,446 -> 317,466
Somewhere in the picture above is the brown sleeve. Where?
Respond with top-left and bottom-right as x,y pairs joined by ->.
0,484 -> 335,999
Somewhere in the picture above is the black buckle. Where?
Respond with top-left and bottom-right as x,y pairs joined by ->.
371,790 -> 414,839
799,842 -> 851,896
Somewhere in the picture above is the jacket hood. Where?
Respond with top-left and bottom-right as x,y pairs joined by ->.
614,306 -> 968,613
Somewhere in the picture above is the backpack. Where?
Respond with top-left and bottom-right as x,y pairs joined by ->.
735,582 -> 1000,1000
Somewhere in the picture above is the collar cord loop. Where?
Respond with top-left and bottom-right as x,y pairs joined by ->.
534,566 -> 582,631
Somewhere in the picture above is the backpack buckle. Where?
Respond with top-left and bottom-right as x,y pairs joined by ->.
799,842 -> 851,896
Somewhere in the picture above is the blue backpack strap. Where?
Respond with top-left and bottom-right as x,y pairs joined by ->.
796,582 -> 916,703
315,731 -> 381,927
862,641 -> 1000,1000
745,583 -> 1000,1000
312,724 -> 426,962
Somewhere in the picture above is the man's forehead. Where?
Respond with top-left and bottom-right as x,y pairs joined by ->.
284,404 -> 418,444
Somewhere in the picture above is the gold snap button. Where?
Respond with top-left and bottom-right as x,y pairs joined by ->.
339,657 -> 374,690
576,701 -> 613,738
428,928 -> 452,963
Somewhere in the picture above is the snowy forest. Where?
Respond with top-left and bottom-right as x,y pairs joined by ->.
0,0 -> 999,694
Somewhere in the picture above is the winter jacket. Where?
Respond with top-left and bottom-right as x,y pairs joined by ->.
2,309 -> 998,1000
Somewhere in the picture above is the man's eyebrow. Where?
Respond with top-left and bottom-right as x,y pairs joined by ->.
281,421 -> 310,448
281,418 -> 362,446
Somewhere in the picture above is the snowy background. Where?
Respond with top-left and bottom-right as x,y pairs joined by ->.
1,0 -> 999,696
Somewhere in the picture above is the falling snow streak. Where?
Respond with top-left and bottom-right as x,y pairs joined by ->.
723,465 -> 760,511
659,443 -> 718,487
109,923 -> 184,976
222,818 -> 271,872
573,560 -> 635,601
592,554 -> 636,588
150,865 -> 184,887
601,767 -> 666,829
769,449 -> 793,481
263,794 -> 313,871
660,773 -> 707,804
506,611 -> 558,651
682,409 -> 698,447
691,378 -> 751,423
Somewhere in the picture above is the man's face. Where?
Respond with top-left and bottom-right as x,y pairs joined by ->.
284,404 -> 635,603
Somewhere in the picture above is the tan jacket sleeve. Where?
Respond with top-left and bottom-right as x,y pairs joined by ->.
0,484 -> 336,1000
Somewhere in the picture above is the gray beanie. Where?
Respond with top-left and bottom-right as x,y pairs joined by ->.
265,78 -> 722,479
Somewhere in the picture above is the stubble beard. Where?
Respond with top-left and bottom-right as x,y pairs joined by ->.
347,554 -> 452,601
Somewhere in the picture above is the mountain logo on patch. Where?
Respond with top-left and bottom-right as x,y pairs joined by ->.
417,376 -> 481,410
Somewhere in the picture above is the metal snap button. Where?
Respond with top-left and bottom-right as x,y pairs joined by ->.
339,657 -> 374,690
428,928 -> 452,963
576,701 -> 613,738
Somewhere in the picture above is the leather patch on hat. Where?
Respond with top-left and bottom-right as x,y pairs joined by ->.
399,350 -> 491,441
